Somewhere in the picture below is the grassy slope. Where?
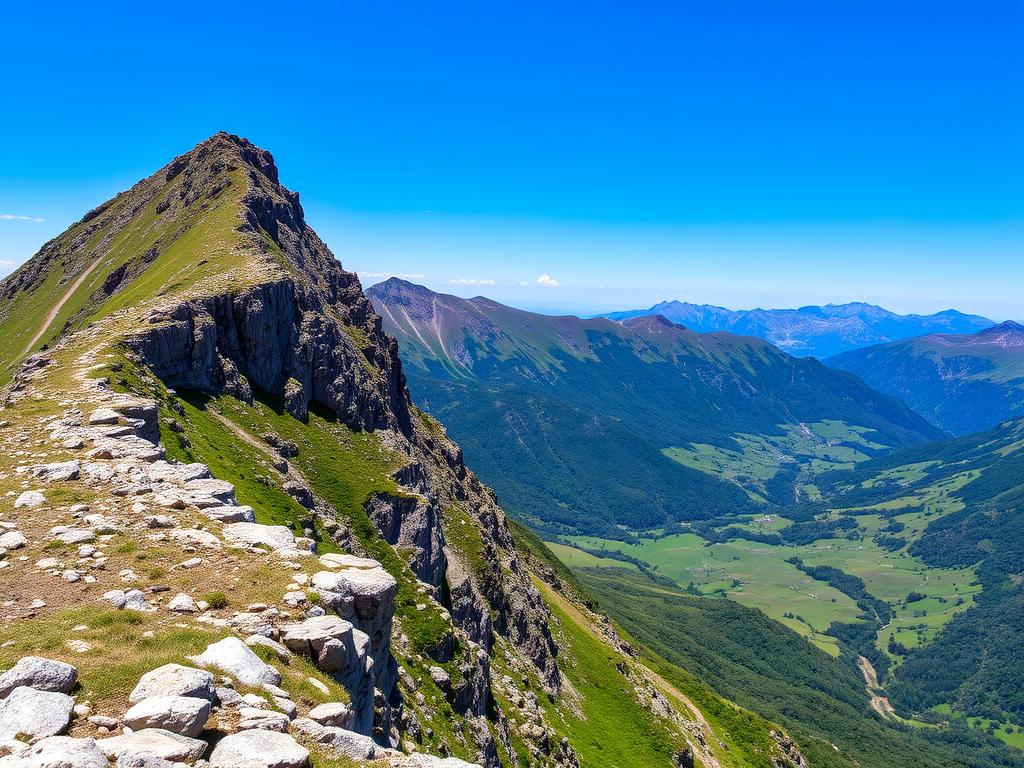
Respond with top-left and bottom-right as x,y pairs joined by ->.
510,522 -> 799,768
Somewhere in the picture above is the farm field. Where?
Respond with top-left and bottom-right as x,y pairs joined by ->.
663,419 -> 891,503
560,519 -> 978,659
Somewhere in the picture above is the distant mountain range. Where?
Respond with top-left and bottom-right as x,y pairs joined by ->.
826,321 -> 1024,435
367,278 -> 944,536
601,301 -> 994,358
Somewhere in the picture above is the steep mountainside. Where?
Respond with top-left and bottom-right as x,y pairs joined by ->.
0,133 -> 806,768
826,322 -> 1024,434
367,279 -> 944,533
602,301 -> 993,358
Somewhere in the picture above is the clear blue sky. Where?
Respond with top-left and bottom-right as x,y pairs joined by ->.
1,1 -> 1021,319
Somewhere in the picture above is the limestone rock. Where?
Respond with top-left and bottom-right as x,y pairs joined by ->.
279,616 -> 358,674
236,707 -> 290,732
28,461 -> 80,482
96,729 -> 207,762
122,695 -> 211,737
0,657 -> 77,697
221,523 -> 297,553
289,718 -> 379,760
208,729 -> 309,768
0,532 -> 26,551
167,594 -> 198,613
306,702 -> 351,729
14,491 -> 46,509
0,687 -> 74,741
128,664 -> 216,705
188,637 -> 281,687
15,736 -> 108,768
88,408 -> 120,425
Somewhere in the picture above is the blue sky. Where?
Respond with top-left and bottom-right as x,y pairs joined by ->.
1,1 -> 1021,318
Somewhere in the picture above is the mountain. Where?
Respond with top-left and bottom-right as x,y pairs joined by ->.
0,133 -> 812,768
826,322 -> 1024,434
367,279 -> 944,534
601,301 -> 994,358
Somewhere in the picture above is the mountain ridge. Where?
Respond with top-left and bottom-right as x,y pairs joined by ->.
599,299 -> 994,358
826,321 -> 1024,434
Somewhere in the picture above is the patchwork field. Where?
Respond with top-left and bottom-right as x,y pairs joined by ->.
561,519 -> 978,660
663,420 -> 891,503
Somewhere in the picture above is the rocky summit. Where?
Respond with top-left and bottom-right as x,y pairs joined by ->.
0,134 -> 807,768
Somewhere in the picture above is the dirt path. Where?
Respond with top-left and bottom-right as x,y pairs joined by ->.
21,255 -> 106,359
858,655 -> 896,718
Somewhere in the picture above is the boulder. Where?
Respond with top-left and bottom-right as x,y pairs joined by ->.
222,523 -> 296,553
288,718 -> 378,760
14,491 -> 46,509
16,736 -> 108,768
0,687 -> 74,741
88,408 -> 121,425
279,616 -> 358,673
28,461 -> 80,482
208,729 -> 309,768
114,751 -> 176,768
96,729 -> 207,762
0,532 -> 26,551
166,594 -> 198,613
236,707 -> 290,732
306,702 -> 351,729
188,637 -> 281,687
0,657 -> 77,697
128,664 -> 216,705
122,695 -> 211,737
205,505 -> 255,523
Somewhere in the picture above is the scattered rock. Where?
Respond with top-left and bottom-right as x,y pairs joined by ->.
167,594 -> 198,613
188,637 -> 281,687
96,728 -> 207,762
236,707 -> 290,732
0,686 -> 74,741
0,532 -> 27,551
128,664 -> 216,705
208,729 -> 309,768
122,695 -> 211,738
0,657 -> 78,697
14,491 -> 46,509
289,718 -> 378,760
15,736 -> 109,768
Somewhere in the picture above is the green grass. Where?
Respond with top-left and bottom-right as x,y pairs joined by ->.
559,523 -> 978,661
663,420 -> 890,505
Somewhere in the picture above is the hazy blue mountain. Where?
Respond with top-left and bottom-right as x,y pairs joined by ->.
600,301 -> 994,358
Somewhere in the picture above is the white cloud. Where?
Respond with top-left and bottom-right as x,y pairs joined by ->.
0,259 -> 16,269
448,278 -> 496,286
536,274 -> 560,288
0,214 -> 44,223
